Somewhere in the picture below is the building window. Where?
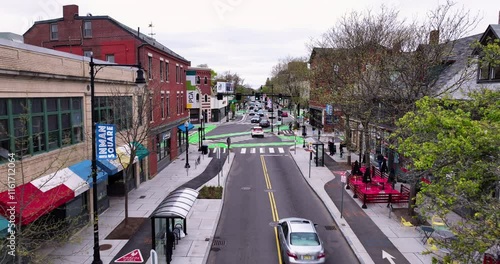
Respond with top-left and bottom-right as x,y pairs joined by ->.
166,94 -> 170,117
166,62 -> 169,82
105,54 -> 115,63
196,76 -> 201,84
148,56 -> 153,80
204,76 -> 208,84
149,96 -> 153,122
94,97 -> 133,130
50,23 -> 58,40
83,51 -> 93,57
175,94 -> 181,114
159,61 -> 164,81
137,95 -> 143,126
175,65 -> 179,83
478,62 -> 500,81
180,66 -> 183,83
160,94 -> 165,119
204,94 -> 208,102
83,21 -> 92,38
0,97 -> 82,161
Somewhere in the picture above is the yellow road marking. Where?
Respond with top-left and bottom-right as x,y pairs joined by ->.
261,155 -> 283,264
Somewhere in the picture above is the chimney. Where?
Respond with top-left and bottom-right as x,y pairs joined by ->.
429,30 -> 439,45
63,5 -> 79,20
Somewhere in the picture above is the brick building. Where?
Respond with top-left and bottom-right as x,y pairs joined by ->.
186,67 -> 212,124
0,38 -> 144,228
23,4 -> 191,175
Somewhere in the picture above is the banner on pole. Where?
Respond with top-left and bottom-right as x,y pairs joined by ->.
96,124 -> 117,160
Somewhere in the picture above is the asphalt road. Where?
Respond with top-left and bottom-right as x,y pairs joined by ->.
206,113 -> 359,264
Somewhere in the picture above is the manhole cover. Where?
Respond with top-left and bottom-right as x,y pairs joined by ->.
139,195 -> 146,199
212,239 -> 226,246
99,244 -> 112,251
325,225 -> 337,231
241,187 -> 251,191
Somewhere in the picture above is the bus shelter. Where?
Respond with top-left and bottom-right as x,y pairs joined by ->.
150,188 -> 199,255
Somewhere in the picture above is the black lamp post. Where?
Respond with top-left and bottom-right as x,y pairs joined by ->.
184,121 -> 190,168
271,84 -> 274,133
89,56 -> 146,264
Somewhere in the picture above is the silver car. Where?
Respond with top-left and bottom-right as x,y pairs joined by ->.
277,217 -> 325,264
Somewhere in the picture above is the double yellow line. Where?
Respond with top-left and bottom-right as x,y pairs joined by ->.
260,155 -> 282,263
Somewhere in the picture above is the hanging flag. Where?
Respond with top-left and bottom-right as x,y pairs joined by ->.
96,124 -> 116,160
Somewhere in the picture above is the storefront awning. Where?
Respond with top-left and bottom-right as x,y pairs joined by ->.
0,182 -> 74,226
151,188 -> 199,219
97,142 -> 148,175
177,122 -> 195,133
132,141 -> 149,160
68,160 -> 108,188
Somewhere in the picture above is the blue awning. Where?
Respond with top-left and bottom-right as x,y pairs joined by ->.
177,122 -> 195,133
97,159 -> 119,175
68,160 -> 108,188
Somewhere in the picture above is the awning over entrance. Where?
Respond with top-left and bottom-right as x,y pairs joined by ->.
0,182 -> 74,226
96,142 -> 149,175
68,160 -> 108,188
151,188 -> 199,219
177,122 -> 195,133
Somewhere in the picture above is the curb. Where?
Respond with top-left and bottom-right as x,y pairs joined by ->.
201,152 -> 235,264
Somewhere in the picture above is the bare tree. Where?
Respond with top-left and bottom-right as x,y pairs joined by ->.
309,1 -> 480,169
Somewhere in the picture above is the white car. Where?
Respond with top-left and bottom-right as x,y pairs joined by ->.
277,217 -> 326,264
251,126 -> 264,138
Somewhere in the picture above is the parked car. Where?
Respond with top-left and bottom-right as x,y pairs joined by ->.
277,217 -> 325,264
259,119 -> 270,127
251,126 -> 264,138
281,111 -> 289,117
251,116 -> 261,123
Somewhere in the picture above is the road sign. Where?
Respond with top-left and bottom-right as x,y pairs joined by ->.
115,249 -> 144,263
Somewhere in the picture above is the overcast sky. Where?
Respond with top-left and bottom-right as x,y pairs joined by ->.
1,0 -> 498,88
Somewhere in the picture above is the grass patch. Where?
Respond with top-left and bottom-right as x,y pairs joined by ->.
198,186 -> 223,199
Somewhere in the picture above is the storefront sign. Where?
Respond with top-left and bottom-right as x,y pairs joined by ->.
96,124 -> 116,160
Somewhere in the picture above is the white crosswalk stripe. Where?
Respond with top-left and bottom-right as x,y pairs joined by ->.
210,147 -> 289,155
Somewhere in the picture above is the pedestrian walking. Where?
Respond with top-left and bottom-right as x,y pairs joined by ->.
328,139 -> 334,155
166,230 -> 175,264
289,122 -> 292,131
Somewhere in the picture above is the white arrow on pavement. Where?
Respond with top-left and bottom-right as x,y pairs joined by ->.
382,250 -> 396,264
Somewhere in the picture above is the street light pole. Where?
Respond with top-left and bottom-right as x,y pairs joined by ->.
271,84 -> 274,133
89,56 -> 145,264
185,121 -> 190,168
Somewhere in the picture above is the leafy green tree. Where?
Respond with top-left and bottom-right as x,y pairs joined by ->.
394,89 -> 500,263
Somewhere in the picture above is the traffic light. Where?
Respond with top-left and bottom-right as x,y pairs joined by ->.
278,93 -> 283,99
217,93 -> 223,100
236,93 -> 242,100
255,93 -> 260,100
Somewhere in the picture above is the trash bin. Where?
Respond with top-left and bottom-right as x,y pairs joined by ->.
201,145 -> 208,155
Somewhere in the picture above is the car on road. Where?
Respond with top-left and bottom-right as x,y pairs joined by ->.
277,217 -> 325,264
249,111 -> 255,116
258,110 -> 264,117
251,126 -> 264,138
281,111 -> 289,117
250,116 -> 261,123
259,119 -> 270,127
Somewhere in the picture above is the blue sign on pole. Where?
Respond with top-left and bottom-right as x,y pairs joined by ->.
96,124 -> 117,160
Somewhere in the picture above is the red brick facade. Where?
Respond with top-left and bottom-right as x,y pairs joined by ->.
23,4 -> 191,176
